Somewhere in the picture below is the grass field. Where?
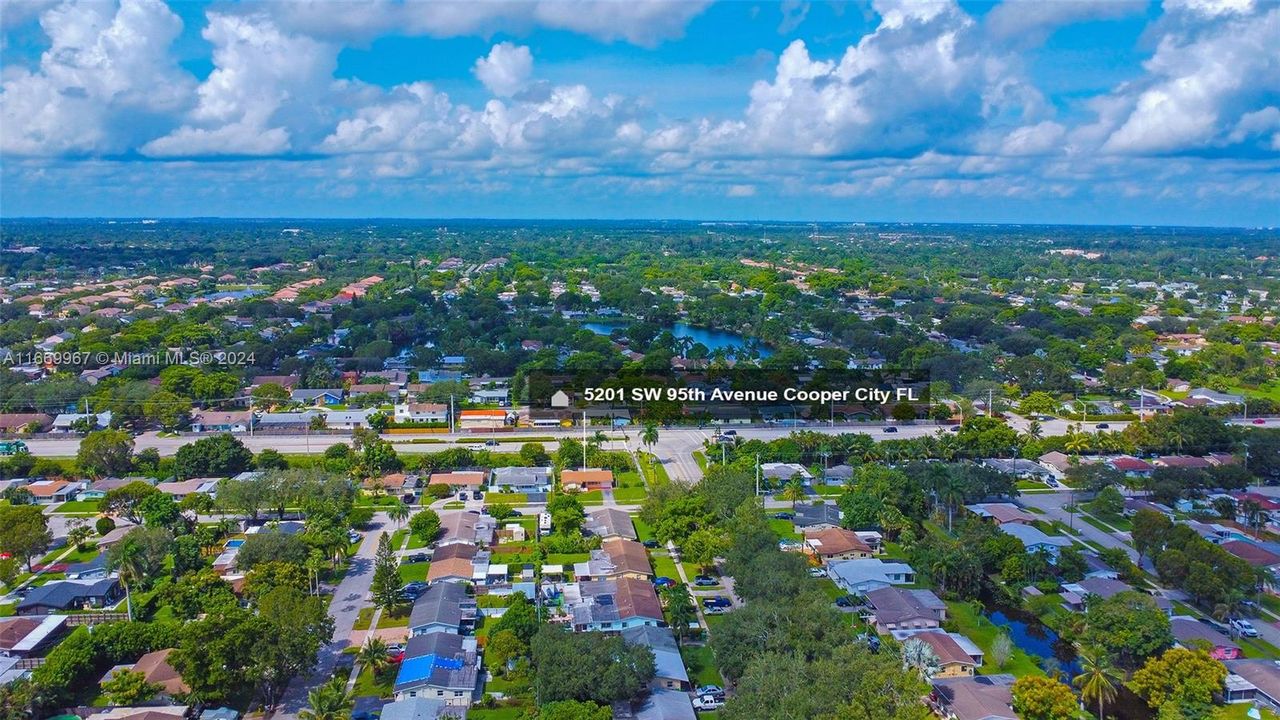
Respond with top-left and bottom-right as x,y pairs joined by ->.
680,644 -> 723,687
399,561 -> 430,583
51,500 -> 100,514
652,553 -> 680,582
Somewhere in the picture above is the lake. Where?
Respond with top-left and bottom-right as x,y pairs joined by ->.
583,320 -> 771,357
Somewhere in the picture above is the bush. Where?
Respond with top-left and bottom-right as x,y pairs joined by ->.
95,516 -> 117,536
347,507 -> 375,528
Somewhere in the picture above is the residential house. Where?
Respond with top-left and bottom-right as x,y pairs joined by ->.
1060,578 -> 1172,615
0,413 -> 52,432
1153,455 -> 1214,470
612,688 -> 697,720
560,469 -> 614,491
965,503 -> 1036,525
428,472 -> 486,491
65,553 -> 109,580
409,582 -> 477,637
378,697 -> 461,720
250,375 -> 300,391
458,409 -> 508,430
190,410 -> 253,433
1108,456 -> 1155,477
77,476 -> 150,501
290,388 -> 344,405
901,631 -> 980,677
490,466 -> 553,493
428,544 -> 479,585
1222,541 -> 1280,574
791,502 -> 843,530
562,577 -> 664,632
26,479 -> 82,504
395,403 -> 450,424
760,462 -> 812,484
366,473 -> 417,496
622,626 -> 691,691
437,511 -> 495,547
17,578 -> 123,615
0,615 -> 69,657
393,632 -> 479,706
324,409 -> 379,429
154,478 -> 219,500
997,524 -> 1072,563
804,527 -> 875,564
823,464 -> 855,484
863,587 -> 947,633
85,706 -> 190,720
127,649 -> 190,698
349,383 -> 396,398
584,507 -> 637,540
469,388 -> 509,406
930,677 -> 1017,720
1225,659 -> 1280,710
1170,616 -> 1240,660
1037,451 -> 1074,479
256,411 -> 320,430
828,559 -> 916,595
602,538 -> 653,579
51,411 -> 113,432
982,459 -> 1055,481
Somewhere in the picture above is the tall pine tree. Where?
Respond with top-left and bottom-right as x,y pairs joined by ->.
370,532 -> 403,612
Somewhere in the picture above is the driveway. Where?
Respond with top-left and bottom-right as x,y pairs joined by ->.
272,512 -> 387,718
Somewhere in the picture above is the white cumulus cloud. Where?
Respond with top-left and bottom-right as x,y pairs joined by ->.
473,43 -> 534,97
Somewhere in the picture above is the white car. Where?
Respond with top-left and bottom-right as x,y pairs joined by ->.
692,695 -> 725,711
808,567 -> 826,578
1231,618 -> 1260,637
466,443 -> 486,451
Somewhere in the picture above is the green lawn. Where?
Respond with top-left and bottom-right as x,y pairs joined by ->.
51,500 -> 100,514
485,493 -> 528,505
613,486 -> 648,503
400,561 -> 430,583
634,517 -> 656,542
652,553 -> 680,581
544,553 -> 590,566
944,601 -> 1044,678
352,665 -> 394,698
1217,703 -> 1280,720
468,706 -> 529,720
768,518 -> 801,541
681,644 -> 723,687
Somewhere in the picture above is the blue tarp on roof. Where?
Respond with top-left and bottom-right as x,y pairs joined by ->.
396,654 -> 464,685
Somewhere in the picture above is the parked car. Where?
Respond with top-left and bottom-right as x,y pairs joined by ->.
642,539 -> 660,548
347,530 -> 361,543
1231,618 -> 1260,637
406,553 -> 429,563
883,426 -> 898,433
693,695 -> 725,711
1241,599 -> 1261,614
694,575 -> 718,587
654,576 -> 676,588
703,605 -> 728,615
773,511 -> 794,520
473,491 -> 484,501
485,439 -> 500,446
1096,423 -> 1110,429
401,581 -> 427,593
949,425 -> 961,432
808,567 -> 826,578
1199,617 -> 1231,634
458,492 -> 469,501
696,685 -> 724,699
721,429 -> 737,436
1254,418 -> 1267,425
835,595 -> 858,608
702,596 -> 732,608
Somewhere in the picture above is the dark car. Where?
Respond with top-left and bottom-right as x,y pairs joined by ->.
702,596 -> 732,608
835,595 -> 858,607
655,576 -> 676,588
406,553 -> 429,563
642,539 -> 659,548
721,430 -> 737,436
473,491 -> 484,501
1096,423 -> 1110,429
694,575 -> 718,587
883,426 -> 898,433
773,511 -> 794,520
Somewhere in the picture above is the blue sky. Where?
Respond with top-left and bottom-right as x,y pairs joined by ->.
1,0 -> 1277,225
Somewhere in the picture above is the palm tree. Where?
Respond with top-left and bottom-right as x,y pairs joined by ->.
901,637 -> 942,680
1025,420 -> 1044,441
357,637 -> 390,677
1243,499 -> 1266,538
299,677 -> 353,720
389,501 -> 410,529
1073,647 -> 1120,719
782,476 -> 806,510
1066,429 -> 1089,457
304,550 -> 328,595
640,422 -> 659,469
939,475 -> 966,532
107,543 -> 145,621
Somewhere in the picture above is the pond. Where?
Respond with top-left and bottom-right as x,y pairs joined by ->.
985,605 -> 1153,719
583,320 -> 771,357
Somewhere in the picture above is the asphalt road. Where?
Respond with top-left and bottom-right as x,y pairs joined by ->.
273,511 -> 387,719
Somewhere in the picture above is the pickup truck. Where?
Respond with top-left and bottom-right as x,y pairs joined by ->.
692,695 -> 725,711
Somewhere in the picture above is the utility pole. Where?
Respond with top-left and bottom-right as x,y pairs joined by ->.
582,411 -> 587,468
249,396 -> 254,438
1139,385 -> 1145,417
987,389 -> 993,418
755,453 -> 761,497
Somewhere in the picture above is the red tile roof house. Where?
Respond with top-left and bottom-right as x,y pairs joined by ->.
428,471 -> 486,490
804,528 -> 875,564
965,503 -> 1036,525
1108,456 -> 1155,476
561,469 -> 615,491
1153,455 -> 1214,470
0,413 -> 53,433
1222,541 -> 1280,572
